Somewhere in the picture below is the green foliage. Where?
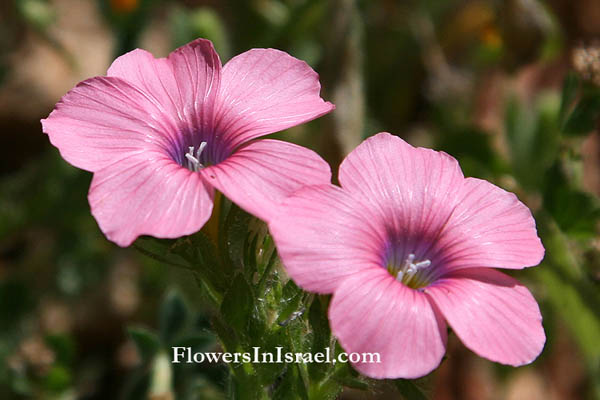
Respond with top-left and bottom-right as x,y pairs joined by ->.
131,201 -> 442,399
559,74 -> 600,136
543,163 -> 600,239
394,379 -> 428,400
16,0 -> 55,31
170,6 -> 230,59
126,66 -> 600,399
97,0 -> 158,56
504,92 -> 561,190
44,365 -> 71,392
160,290 -> 189,343
123,291 -> 223,399
559,73 -> 580,126
129,327 -> 161,364
502,73 -> 600,398
5,0 -> 600,398
134,205 -> 350,398
220,274 -> 254,336
535,216 -> 600,396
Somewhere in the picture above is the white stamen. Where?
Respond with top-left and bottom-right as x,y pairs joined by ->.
185,142 -> 208,172
197,141 -> 207,157
393,253 -> 431,285
404,253 -> 415,266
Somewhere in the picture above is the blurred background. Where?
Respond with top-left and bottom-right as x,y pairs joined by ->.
1,0 -> 600,399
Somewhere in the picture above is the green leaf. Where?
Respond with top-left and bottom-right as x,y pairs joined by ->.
562,96 -> 600,136
535,216 -> 600,394
273,364 -> 309,400
45,334 -> 75,366
209,315 -> 237,357
175,233 -> 229,304
276,281 -> 304,327
333,374 -> 368,391
329,361 -> 367,393
281,278 -> 302,300
220,274 -> 254,337
308,296 -> 331,382
543,163 -> 600,239
44,365 -> 71,392
128,326 -> 161,364
159,290 -> 188,343
505,93 -> 561,189
170,6 -> 230,59
308,376 -> 343,400
17,0 -> 56,31
256,331 -> 288,384
436,127 -> 504,177
221,203 -> 253,272
136,234 -> 227,305
559,72 -> 579,125
533,92 -> 562,169
394,379 -> 428,400
561,83 -> 600,136
285,307 -> 312,398
97,0 -> 159,56
133,237 -> 190,269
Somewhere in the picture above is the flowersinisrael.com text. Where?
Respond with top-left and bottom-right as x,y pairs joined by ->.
172,347 -> 380,365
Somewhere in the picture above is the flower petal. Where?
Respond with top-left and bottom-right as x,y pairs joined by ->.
41,77 -> 179,172
433,178 -> 544,273
167,39 -> 221,143
424,268 -> 545,366
107,39 -> 224,162
89,154 -> 214,247
202,139 -> 331,224
107,48 -> 184,121
330,268 -> 447,379
268,184 -> 387,293
338,132 -> 465,260
215,49 -> 334,149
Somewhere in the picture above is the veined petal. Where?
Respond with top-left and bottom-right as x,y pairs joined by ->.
433,178 -> 544,273
89,154 -> 214,247
202,139 -> 331,224
167,39 -> 221,143
107,39 -> 224,161
330,268 -> 447,379
107,49 -> 184,122
338,132 -> 465,260
268,184 -> 387,293
41,77 -> 179,172
425,268 -> 545,366
215,49 -> 334,150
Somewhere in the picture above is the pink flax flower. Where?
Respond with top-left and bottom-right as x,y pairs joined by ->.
269,132 -> 545,379
42,39 -> 334,246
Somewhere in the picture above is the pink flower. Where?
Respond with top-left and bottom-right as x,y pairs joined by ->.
41,39 -> 334,246
269,132 -> 545,379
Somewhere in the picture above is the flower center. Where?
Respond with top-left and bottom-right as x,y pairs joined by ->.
387,253 -> 432,289
185,142 -> 207,172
